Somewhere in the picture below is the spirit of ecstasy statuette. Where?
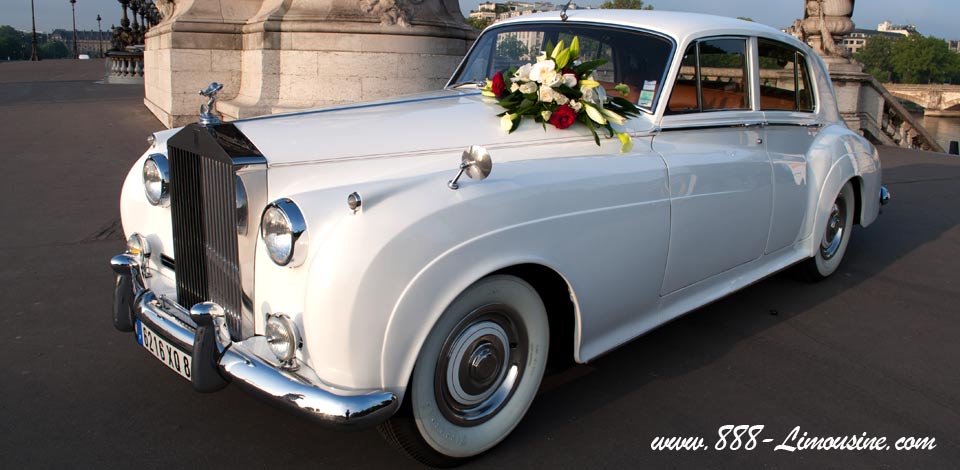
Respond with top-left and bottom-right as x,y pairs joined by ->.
199,82 -> 223,127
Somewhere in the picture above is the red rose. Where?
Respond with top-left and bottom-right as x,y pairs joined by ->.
548,105 -> 578,130
491,71 -> 506,98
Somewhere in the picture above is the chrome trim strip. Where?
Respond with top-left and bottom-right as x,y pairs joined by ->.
110,255 -> 400,429
232,155 -> 268,167
659,122 -> 766,132
235,93 -> 478,123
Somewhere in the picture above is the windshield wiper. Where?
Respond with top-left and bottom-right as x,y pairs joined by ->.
450,80 -> 485,89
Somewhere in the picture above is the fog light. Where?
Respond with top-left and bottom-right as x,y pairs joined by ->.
126,233 -> 151,273
265,314 -> 300,366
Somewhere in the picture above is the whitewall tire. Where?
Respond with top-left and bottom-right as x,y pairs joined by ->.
798,181 -> 855,281
379,275 -> 549,467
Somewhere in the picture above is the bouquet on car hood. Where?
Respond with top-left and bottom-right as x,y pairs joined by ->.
482,36 -> 640,153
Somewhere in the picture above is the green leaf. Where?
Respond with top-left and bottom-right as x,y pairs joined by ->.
557,85 -> 582,99
574,59 -> 608,75
583,117 -> 601,146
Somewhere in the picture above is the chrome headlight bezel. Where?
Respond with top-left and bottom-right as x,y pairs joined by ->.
265,313 -> 301,366
142,153 -> 170,207
126,232 -> 151,274
260,198 -> 308,267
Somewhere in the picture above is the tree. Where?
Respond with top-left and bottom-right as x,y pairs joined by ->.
466,17 -> 492,32
0,26 -> 29,61
857,34 -> 960,84
600,0 -> 654,10
855,35 -> 895,82
496,35 -> 529,61
39,40 -> 69,59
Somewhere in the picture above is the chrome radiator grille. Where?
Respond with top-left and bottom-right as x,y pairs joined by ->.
169,146 -> 244,340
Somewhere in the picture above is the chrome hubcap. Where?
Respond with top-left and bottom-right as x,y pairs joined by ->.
820,193 -> 847,260
435,305 -> 527,426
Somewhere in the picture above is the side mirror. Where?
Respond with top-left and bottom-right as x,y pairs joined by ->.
448,145 -> 493,190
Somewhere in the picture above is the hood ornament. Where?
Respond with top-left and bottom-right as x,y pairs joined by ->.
199,82 -> 223,126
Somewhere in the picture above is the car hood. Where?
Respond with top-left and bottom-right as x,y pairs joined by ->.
231,89 -> 655,166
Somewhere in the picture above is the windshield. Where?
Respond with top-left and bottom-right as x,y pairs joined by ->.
450,23 -> 674,112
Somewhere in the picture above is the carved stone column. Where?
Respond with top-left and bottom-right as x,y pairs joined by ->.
143,0 -> 475,127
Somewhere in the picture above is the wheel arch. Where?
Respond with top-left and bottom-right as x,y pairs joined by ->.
380,257 -> 581,401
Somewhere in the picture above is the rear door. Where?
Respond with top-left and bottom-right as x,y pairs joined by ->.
757,38 -> 819,253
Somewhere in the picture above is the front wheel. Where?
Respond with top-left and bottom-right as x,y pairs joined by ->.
796,181 -> 855,281
378,275 -> 549,467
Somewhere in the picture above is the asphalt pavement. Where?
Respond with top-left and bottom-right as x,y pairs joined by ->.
1,59 -> 958,469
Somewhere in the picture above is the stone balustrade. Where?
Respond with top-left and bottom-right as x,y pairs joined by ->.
105,50 -> 144,84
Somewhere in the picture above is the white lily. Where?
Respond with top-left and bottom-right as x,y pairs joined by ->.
561,73 -> 578,88
501,113 -> 517,132
584,103 -> 607,125
600,107 -> 626,126
519,82 -> 538,94
529,60 -> 556,83
514,63 -> 532,82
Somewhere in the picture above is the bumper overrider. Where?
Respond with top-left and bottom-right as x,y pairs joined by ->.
110,253 -> 399,429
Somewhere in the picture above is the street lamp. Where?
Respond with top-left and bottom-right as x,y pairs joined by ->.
30,0 -> 39,61
97,14 -> 103,57
69,0 -> 78,59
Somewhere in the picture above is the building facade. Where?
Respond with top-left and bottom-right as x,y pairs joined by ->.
51,29 -> 111,58
839,21 -> 916,55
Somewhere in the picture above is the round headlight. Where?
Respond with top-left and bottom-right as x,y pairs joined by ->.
265,314 -> 300,364
143,154 -> 170,207
260,199 -> 308,267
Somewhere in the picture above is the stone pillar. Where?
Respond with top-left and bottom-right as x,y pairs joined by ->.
144,0 -> 475,128
144,0 -> 262,128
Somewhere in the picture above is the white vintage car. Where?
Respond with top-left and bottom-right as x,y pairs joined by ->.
111,9 -> 888,466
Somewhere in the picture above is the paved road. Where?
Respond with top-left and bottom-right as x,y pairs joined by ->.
1,60 -> 959,469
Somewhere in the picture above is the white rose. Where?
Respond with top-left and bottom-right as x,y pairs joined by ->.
510,82 -> 520,93
581,87 -> 597,104
519,82 -> 538,94
529,60 -> 556,83
540,69 -> 561,88
569,100 -> 582,112
554,92 -> 569,105
538,85 -> 555,103
561,73 -> 578,88
541,110 -> 552,121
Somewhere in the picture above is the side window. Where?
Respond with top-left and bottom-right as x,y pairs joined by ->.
757,39 -> 816,112
698,39 -> 749,111
667,44 -> 698,113
797,53 -> 815,112
667,38 -> 750,114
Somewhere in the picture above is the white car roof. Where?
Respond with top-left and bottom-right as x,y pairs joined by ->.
495,9 -> 807,50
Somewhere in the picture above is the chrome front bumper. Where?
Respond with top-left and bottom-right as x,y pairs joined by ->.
110,253 -> 399,430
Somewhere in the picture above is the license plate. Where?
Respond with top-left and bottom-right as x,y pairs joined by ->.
136,319 -> 192,381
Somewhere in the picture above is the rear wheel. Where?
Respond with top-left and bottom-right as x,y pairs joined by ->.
797,181 -> 855,281
378,275 -> 549,467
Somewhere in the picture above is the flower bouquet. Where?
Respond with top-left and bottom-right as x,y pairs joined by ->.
482,36 -> 641,153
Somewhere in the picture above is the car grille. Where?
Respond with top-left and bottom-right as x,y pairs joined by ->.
168,146 -> 244,341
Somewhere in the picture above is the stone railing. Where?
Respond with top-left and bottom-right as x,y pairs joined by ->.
831,71 -> 944,153
105,49 -> 144,84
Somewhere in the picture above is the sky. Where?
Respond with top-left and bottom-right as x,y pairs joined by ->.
0,0 -> 957,40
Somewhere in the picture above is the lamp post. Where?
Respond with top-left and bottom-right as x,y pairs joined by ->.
69,0 -> 78,59
30,0 -> 39,61
97,14 -> 103,57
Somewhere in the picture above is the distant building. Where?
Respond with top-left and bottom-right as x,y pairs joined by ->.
51,29 -> 111,58
839,22 -> 916,55
467,2 -> 586,25
876,20 -> 918,36
950,40 -> 959,53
